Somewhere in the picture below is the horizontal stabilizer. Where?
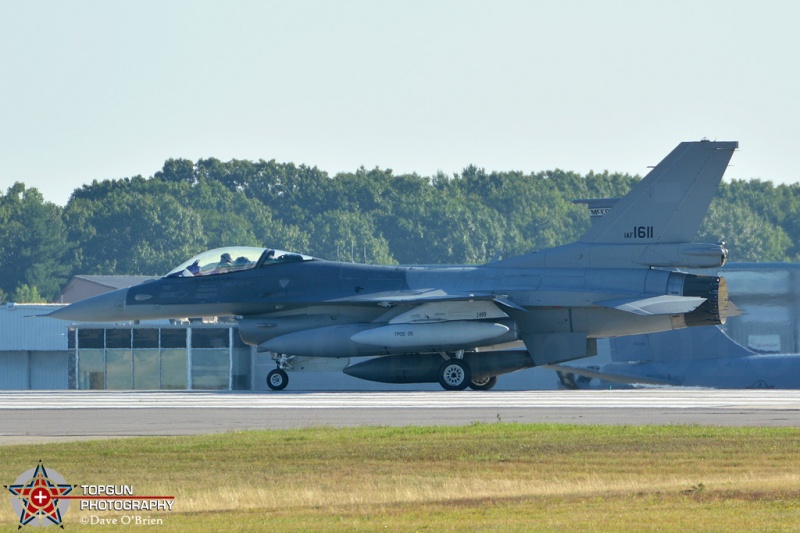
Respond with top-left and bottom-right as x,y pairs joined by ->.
597,295 -> 706,316
610,326 -> 753,363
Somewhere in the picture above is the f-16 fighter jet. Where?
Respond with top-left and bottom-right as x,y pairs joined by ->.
51,140 -> 737,390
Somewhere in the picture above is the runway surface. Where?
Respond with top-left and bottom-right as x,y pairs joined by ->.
1,389 -> 798,444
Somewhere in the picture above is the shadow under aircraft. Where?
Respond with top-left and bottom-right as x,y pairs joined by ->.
550,326 -> 800,389
51,140 -> 737,391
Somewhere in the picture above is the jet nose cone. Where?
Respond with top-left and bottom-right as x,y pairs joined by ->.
49,288 -> 129,322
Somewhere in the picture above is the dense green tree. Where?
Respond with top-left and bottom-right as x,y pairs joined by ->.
64,172 -> 311,277
0,183 -> 70,300
185,177 -> 310,252
697,200 -> 793,262
154,158 -> 196,184
375,174 -> 441,264
308,210 -> 395,264
4,154 -> 798,302
64,189 -> 206,275
411,191 -> 508,264
12,284 -> 46,303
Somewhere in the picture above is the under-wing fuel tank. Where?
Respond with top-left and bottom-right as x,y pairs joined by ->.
258,319 -> 519,357
343,350 -> 535,384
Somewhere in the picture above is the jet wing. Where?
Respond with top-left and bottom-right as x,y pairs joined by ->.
328,290 -> 527,312
336,288 -> 706,317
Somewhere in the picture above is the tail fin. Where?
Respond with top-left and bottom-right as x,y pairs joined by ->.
580,140 -> 737,244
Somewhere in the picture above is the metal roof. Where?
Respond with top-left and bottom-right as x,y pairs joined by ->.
0,305 -> 234,353
72,275 -> 157,289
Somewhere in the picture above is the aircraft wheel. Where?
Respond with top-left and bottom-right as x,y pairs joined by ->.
469,375 -> 498,391
438,359 -> 471,391
267,369 -> 289,391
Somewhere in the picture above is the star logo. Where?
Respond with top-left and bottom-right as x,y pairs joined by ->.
6,461 -> 75,529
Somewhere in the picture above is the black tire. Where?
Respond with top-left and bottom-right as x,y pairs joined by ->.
267,368 -> 289,391
469,375 -> 498,391
438,359 -> 471,391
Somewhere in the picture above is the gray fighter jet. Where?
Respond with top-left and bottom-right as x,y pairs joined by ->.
50,140 -> 737,391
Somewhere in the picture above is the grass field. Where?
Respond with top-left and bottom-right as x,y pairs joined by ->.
1,424 -> 799,531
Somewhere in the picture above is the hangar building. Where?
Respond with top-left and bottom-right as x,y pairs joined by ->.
0,304 -> 252,391
0,304 -> 70,389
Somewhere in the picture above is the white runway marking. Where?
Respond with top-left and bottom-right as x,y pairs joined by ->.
0,389 -> 798,410
2,390 -> 798,442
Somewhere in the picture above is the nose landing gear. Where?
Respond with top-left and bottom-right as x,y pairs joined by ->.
267,368 -> 289,391
266,352 -> 294,391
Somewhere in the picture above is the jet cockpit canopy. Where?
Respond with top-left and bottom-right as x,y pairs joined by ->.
164,246 -> 313,278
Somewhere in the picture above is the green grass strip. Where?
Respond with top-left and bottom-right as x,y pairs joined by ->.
1,424 -> 798,531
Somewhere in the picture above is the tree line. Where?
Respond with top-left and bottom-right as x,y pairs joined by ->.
1,157 -> 797,303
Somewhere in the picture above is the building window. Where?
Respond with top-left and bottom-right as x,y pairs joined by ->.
160,348 -> 188,389
161,329 -> 187,348
191,328 -> 229,349
78,329 -> 104,349
78,348 -> 104,390
134,349 -> 160,389
191,349 -> 229,390
74,326 -> 249,391
106,348 -> 133,389
133,329 -> 159,349
106,329 -> 132,349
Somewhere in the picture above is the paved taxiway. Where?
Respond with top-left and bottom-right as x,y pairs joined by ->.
1,389 -> 798,443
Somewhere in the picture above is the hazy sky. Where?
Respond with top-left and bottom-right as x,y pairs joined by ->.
2,1 -> 798,206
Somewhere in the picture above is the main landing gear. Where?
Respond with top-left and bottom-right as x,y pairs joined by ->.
438,358 -> 471,390
437,351 -> 498,391
266,353 -> 294,391
468,375 -> 498,391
